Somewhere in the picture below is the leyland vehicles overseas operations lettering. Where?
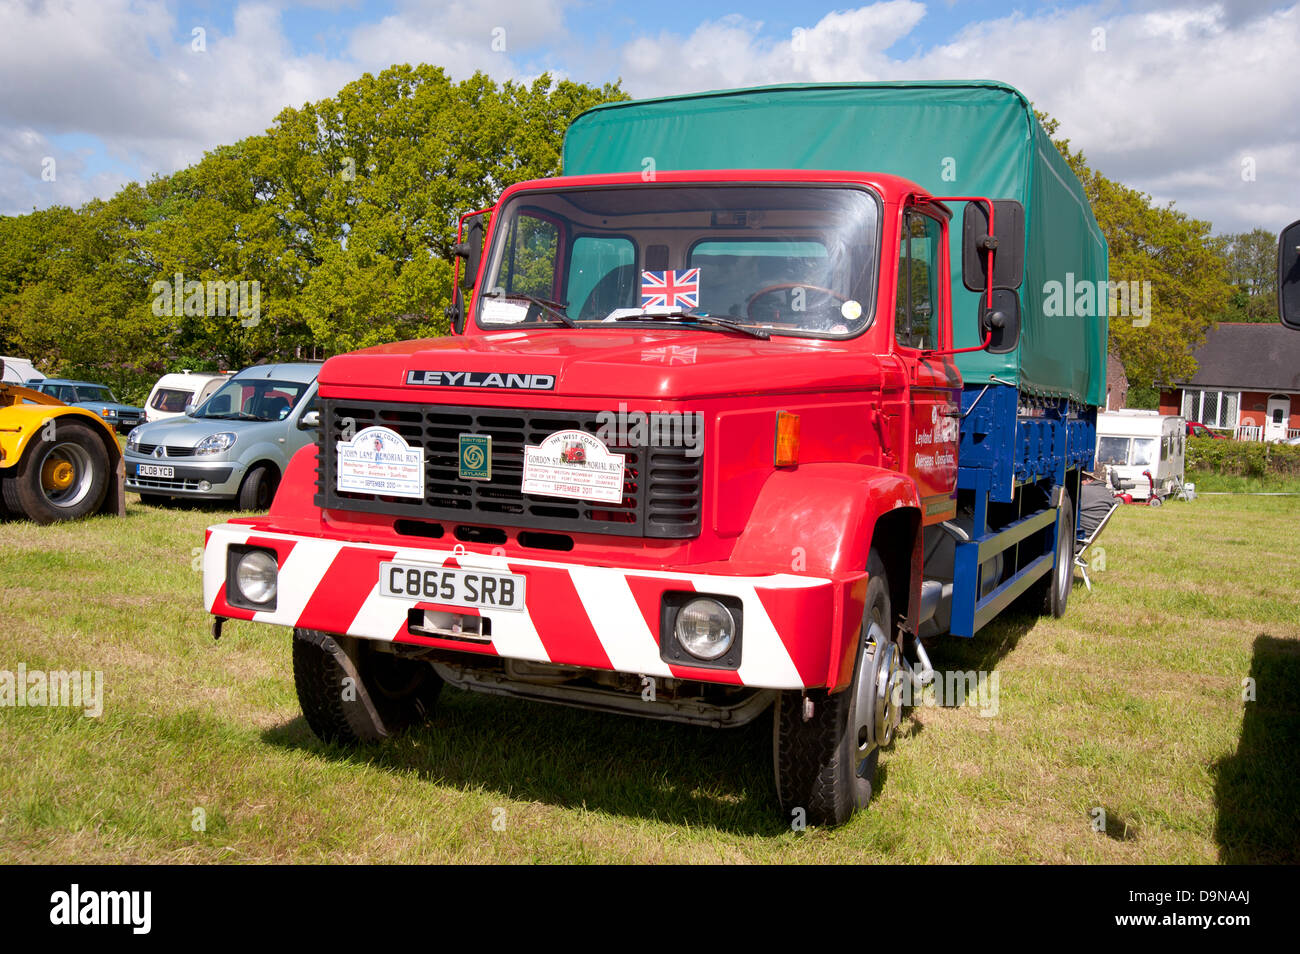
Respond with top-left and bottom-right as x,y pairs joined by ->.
204,81 -> 1124,826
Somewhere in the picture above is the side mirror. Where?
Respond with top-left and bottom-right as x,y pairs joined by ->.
184,403 -> 196,415
979,288 -> 1021,354
447,213 -> 486,335
962,200 -> 1025,292
1278,218 -> 1300,330
298,409 -> 320,430
456,214 -> 485,291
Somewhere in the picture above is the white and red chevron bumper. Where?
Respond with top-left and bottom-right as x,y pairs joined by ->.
204,523 -> 851,690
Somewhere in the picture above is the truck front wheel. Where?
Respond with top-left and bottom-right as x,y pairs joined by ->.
774,549 -> 901,827
292,629 -> 442,744
2,420 -> 110,523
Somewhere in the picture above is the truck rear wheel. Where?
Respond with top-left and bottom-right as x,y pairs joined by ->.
1042,495 -> 1074,617
1,420 -> 110,523
1017,494 -> 1075,618
774,549 -> 901,827
292,629 -> 442,744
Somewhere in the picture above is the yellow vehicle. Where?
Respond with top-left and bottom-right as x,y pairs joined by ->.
0,360 -> 125,523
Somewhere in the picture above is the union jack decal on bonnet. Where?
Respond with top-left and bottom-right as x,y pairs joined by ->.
641,269 -> 700,310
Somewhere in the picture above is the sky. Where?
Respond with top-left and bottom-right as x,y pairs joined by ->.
0,0 -> 1295,235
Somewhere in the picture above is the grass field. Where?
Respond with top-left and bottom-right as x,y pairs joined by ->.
1186,471 -> 1300,494
1,494 -> 1297,863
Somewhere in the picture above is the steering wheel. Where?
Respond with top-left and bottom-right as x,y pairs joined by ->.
745,283 -> 849,327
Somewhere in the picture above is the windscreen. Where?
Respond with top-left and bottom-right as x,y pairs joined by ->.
150,388 -> 193,412
476,184 -> 880,338
1130,438 -> 1158,467
1097,436 -> 1129,467
195,379 -> 310,422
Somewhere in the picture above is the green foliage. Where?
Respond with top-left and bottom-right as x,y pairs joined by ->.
1186,436 -> 1300,478
1039,113 -> 1232,392
1215,228 -> 1277,322
0,66 -> 627,394
1125,383 -> 1159,410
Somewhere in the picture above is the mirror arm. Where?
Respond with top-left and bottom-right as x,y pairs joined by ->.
922,330 -> 993,358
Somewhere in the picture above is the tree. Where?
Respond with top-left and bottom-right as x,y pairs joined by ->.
1040,114 -> 1231,391
1217,228 -> 1276,321
0,65 -> 627,394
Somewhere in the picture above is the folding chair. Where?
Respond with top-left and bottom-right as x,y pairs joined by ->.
1074,499 -> 1119,592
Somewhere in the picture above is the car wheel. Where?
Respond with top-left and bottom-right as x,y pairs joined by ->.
236,464 -> 278,511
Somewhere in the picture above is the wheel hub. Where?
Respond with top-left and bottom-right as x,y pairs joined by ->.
854,621 -> 906,762
42,458 -> 75,492
874,641 -> 906,748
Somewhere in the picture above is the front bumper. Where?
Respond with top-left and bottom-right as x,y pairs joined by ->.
203,523 -> 844,691
125,453 -> 239,497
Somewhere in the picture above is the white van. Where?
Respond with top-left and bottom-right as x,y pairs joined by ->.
1096,410 -> 1186,502
144,371 -> 230,423
1,356 -> 44,384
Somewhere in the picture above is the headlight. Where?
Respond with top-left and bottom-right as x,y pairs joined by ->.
674,598 -> 736,661
233,549 -> 277,606
195,432 -> 236,456
126,430 -> 140,450
100,407 -> 116,418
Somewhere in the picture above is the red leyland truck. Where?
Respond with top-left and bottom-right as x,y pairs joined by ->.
204,82 -> 1112,826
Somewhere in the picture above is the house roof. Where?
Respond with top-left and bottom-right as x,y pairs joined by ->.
1177,323 -> 1300,392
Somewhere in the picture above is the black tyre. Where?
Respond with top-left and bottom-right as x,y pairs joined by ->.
774,549 -> 900,827
1043,494 -> 1074,617
1019,493 -> 1075,617
1,419 -> 110,523
236,464 -> 277,511
292,629 -> 442,744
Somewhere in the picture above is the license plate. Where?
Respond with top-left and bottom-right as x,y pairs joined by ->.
137,464 -> 174,478
379,562 -> 525,612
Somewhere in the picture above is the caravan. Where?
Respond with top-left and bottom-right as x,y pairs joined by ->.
1096,410 -> 1186,504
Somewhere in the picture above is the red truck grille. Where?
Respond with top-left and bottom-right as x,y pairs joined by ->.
313,399 -> 702,539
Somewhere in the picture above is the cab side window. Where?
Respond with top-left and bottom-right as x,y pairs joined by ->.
895,211 -> 941,350
502,212 -> 560,301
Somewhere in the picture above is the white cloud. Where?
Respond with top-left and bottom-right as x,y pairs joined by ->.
0,0 -> 559,215
0,0 -> 1295,235
607,2 -> 1300,234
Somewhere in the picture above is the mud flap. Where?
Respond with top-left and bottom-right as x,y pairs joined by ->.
103,453 -> 126,517
295,629 -> 392,739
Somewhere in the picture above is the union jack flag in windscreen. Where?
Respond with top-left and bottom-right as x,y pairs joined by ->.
640,269 -> 700,310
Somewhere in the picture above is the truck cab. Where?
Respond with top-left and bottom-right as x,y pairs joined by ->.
204,82 -> 1108,826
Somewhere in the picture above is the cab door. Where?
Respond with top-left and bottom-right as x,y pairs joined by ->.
894,204 -> 959,523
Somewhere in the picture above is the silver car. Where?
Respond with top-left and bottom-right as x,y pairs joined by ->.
125,363 -> 320,509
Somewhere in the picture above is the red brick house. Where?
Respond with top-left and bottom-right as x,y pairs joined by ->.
1159,323 -> 1300,441
1105,353 -> 1128,410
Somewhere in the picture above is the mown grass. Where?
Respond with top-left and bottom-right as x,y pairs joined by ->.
1186,470 -> 1300,494
0,494 -> 1296,863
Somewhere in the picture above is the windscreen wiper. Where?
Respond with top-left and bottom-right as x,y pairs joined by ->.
484,291 -> 578,328
608,310 -> 770,340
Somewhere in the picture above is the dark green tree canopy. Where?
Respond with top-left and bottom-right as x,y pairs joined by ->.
0,66 -> 626,400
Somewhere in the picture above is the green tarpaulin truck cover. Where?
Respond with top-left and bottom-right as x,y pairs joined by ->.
562,81 -> 1108,406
